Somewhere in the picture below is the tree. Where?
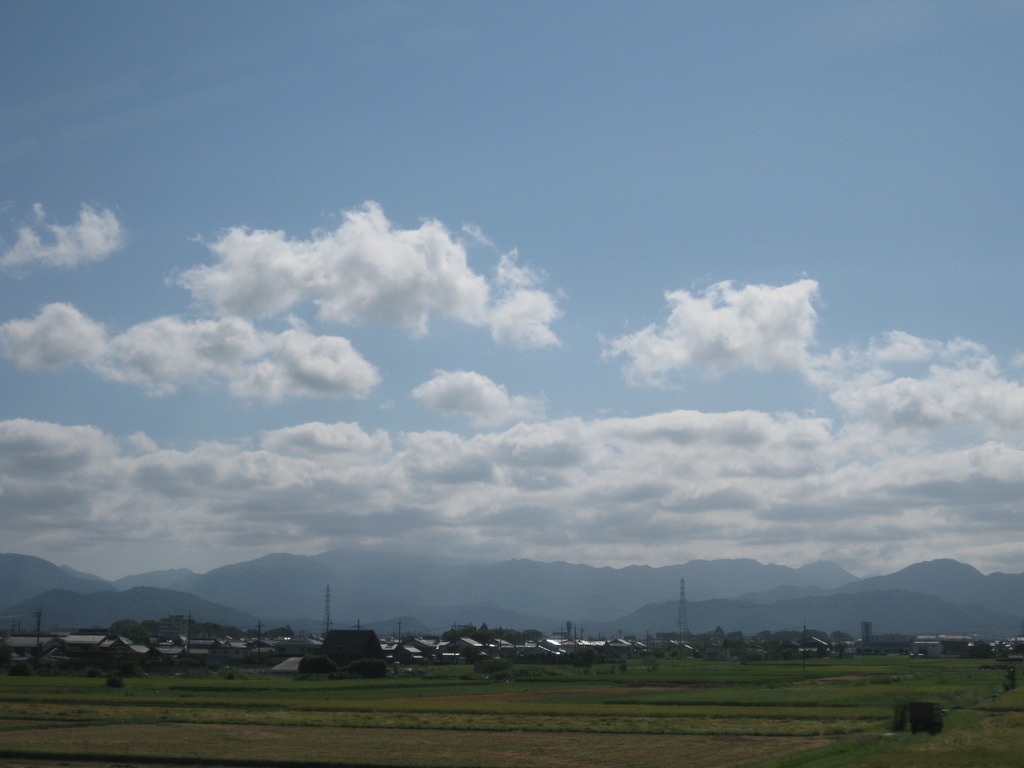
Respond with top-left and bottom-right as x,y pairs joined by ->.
569,647 -> 597,667
475,623 -> 495,645
442,624 -> 476,642
110,619 -> 159,642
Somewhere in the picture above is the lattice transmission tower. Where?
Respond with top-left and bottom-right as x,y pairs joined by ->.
322,584 -> 332,637
676,578 -> 689,641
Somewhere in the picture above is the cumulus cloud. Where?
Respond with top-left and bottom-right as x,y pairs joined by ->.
0,203 -> 560,406
808,331 -> 1024,437
1,203 -> 123,270
412,369 -> 545,426
605,279 -> 819,385
260,421 -> 391,457
0,305 -> 379,401
228,325 -> 380,401
0,302 -> 108,369
97,314 -> 263,394
178,202 -> 560,348
489,253 -> 562,348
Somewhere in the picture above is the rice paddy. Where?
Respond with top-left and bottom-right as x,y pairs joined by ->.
1,657 -> 1021,767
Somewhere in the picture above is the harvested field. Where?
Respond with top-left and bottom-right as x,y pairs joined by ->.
2,657 -> 1021,767
0,722 -> 832,768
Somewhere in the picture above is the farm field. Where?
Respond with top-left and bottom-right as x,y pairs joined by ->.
1,657 -> 1022,768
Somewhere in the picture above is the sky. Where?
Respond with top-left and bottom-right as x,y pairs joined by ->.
2,1 -> 1023,580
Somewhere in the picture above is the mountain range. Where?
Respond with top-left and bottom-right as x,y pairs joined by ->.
2,551 -> 1023,638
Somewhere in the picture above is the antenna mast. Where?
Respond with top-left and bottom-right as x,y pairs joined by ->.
322,584 -> 332,636
676,578 -> 689,642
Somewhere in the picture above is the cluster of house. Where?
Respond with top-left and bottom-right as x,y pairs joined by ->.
857,622 -> 1024,659
5,617 -> 1023,672
2,629 -> 271,670
1,612 -> 670,673
0,624 -> 653,673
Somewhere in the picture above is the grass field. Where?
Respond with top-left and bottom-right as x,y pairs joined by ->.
1,657 -> 1021,767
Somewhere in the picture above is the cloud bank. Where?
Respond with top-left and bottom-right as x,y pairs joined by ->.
4,404 -> 1024,577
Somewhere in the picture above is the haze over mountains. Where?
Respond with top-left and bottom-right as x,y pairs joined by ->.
2,551 -> 1022,638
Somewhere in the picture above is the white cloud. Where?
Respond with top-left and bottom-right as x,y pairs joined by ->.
401,429 -> 498,486
412,369 -> 544,426
10,402 -> 1024,576
605,279 -> 819,386
0,302 -> 108,369
228,325 -> 380,401
488,252 -> 562,348
1,203 -> 123,270
808,332 -> 1024,438
98,314 -> 263,394
261,421 -> 391,457
178,202 -> 560,348
0,305 -> 379,401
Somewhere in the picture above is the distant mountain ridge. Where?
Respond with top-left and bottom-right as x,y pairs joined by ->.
148,552 -> 859,630
113,568 -> 197,591
1,552 -> 114,607
2,587 -> 256,630
3,552 -> 1023,637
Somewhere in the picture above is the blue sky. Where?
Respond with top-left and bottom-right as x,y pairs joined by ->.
2,1 -> 1023,579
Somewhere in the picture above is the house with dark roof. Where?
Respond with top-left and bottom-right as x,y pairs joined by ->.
319,629 -> 385,667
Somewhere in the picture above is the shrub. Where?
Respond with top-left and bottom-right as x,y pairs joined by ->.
891,698 -> 909,731
298,655 -> 337,675
346,658 -> 387,679
8,661 -> 33,677
480,658 -> 513,681
119,661 -> 142,678
106,674 -> 125,688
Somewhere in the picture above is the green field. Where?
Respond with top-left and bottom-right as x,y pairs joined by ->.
1,657 -> 1022,767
